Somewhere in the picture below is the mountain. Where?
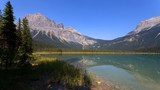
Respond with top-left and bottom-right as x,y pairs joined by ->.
23,13 -> 160,50
97,17 -> 160,50
127,16 -> 160,36
25,13 -> 97,49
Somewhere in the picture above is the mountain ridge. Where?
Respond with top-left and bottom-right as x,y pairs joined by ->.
25,13 -> 97,48
23,13 -> 160,50
127,16 -> 160,36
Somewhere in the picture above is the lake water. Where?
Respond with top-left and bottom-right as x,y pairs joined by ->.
41,54 -> 160,90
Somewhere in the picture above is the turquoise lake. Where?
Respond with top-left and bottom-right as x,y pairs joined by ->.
42,54 -> 160,90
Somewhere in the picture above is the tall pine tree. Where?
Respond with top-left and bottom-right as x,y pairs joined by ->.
19,17 -> 32,63
0,10 -> 3,28
0,10 -> 3,45
2,1 -> 17,52
0,1 -> 17,68
22,17 -> 32,55
16,18 -> 22,52
0,10 -> 3,67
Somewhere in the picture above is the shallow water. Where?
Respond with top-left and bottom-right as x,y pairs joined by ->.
41,54 -> 160,90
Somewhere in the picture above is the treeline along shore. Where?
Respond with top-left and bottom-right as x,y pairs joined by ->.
34,51 -> 160,55
33,39 -> 160,54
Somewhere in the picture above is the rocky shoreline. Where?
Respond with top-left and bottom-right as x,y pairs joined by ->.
91,77 -> 121,90
30,61 -> 121,90
72,61 -> 121,90
30,74 -> 120,90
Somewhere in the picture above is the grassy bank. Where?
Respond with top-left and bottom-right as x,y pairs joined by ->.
0,55 -> 95,90
32,55 -> 94,89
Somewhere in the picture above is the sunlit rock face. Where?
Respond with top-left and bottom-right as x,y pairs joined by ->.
25,13 -> 62,29
22,13 -> 160,50
25,13 -> 96,46
98,16 -> 160,50
127,16 -> 160,35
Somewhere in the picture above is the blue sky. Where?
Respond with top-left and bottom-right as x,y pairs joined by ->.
0,0 -> 160,40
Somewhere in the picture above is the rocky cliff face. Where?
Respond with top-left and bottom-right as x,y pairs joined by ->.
127,16 -> 160,35
26,13 -> 62,29
23,13 -> 160,50
97,16 -> 160,50
25,13 -> 96,47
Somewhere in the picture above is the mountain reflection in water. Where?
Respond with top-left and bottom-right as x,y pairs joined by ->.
41,54 -> 160,90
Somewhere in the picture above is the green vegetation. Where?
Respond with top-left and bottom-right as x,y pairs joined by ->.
0,1 -> 17,69
18,17 -> 33,65
33,40 -> 58,51
32,41 -> 160,54
0,2 -> 95,90
16,18 -> 22,51
136,47 -> 160,53
32,41 -> 130,53
0,1 -> 32,69
1,1 -> 159,90
0,1 -> 34,89
33,55 -> 94,89
2,1 -> 17,53
0,55 -> 95,89
0,10 -> 3,35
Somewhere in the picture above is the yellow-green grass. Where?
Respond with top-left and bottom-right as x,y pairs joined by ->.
0,54 -> 95,89
33,55 -> 95,89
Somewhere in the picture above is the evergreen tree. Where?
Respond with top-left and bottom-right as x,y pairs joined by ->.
0,10 -> 3,67
0,1 -> 17,68
2,1 -> 17,52
19,17 -> 32,63
22,17 -> 32,55
16,18 -> 22,51
0,9 -> 3,28
0,10 -> 3,42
